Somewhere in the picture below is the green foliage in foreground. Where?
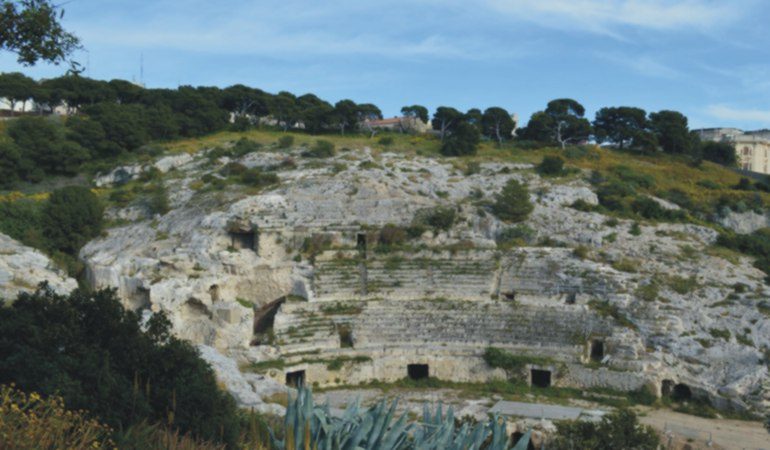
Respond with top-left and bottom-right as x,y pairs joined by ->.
550,408 -> 659,450
272,386 -> 529,450
0,286 -> 241,447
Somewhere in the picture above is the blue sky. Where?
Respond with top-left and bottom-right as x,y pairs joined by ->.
3,0 -> 770,129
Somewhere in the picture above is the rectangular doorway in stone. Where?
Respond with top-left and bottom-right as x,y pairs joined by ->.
407,364 -> 429,380
356,233 -> 367,258
285,370 -> 305,388
230,231 -> 256,252
530,369 -> 551,388
590,339 -> 605,362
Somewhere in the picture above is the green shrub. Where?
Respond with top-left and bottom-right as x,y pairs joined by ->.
377,136 -> 394,146
573,245 -> 589,259
611,165 -> 655,189
413,206 -> 456,231
629,222 -> 642,236
551,409 -> 659,450
302,140 -> 335,158
277,135 -> 294,149
697,179 -> 721,190
43,186 -> 104,255
0,286 -> 241,446
496,225 -> 535,248
231,138 -> 262,157
537,155 -> 566,176
239,168 -> 279,188
440,122 -> 480,156
570,199 -> 595,212
612,258 -> 638,273
709,328 -> 731,340
492,179 -> 533,223
635,282 -> 659,302
147,184 -> 170,216
482,347 -> 554,379
220,162 -> 248,177
378,224 -> 408,249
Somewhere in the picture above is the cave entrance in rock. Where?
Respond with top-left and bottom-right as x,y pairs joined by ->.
590,339 -> 605,362
230,228 -> 258,252
672,383 -> 692,401
530,369 -> 551,388
357,233 -> 367,258
209,284 -> 220,303
502,291 -> 516,301
661,379 -> 675,397
338,324 -> 353,348
251,297 -> 285,346
407,364 -> 429,381
285,370 -> 305,388
512,432 -> 535,450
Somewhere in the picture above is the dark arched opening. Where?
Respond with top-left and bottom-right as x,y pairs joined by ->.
408,364 -> 429,380
251,297 -> 286,346
590,339 -> 605,362
672,383 -> 692,401
530,369 -> 551,388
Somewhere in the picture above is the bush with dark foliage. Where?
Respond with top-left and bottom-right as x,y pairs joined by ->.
0,286 -> 241,447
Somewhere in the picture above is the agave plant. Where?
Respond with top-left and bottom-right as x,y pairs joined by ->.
270,387 -> 531,450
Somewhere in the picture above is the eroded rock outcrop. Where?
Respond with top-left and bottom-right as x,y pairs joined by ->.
79,145 -> 770,415
0,233 -> 77,300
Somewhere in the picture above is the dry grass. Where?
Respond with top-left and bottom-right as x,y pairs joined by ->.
0,384 -> 115,449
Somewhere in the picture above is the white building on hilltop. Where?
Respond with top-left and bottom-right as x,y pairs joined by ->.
695,128 -> 770,174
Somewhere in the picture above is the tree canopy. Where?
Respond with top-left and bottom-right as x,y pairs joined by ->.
519,99 -> 590,148
593,106 -> 650,150
0,286 -> 241,446
401,104 -> 429,123
481,107 -> 515,145
0,0 -> 80,65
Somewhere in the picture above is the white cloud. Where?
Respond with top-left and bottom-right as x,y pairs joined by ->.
595,52 -> 682,78
484,0 -> 746,35
706,105 -> 770,124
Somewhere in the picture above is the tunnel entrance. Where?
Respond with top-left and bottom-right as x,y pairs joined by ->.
285,370 -> 305,388
530,369 -> 551,388
251,297 -> 285,346
566,292 -> 577,305
230,230 -> 257,251
502,291 -> 516,301
407,364 -> 429,381
661,379 -> 675,397
590,339 -> 605,362
338,324 -> 353,348
357,233 -> 367,258
672,383 -> 692,401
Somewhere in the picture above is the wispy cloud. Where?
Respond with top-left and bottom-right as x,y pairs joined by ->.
706,105 -> 770,124
484,0 -> 747,36
595,52 -> 682,78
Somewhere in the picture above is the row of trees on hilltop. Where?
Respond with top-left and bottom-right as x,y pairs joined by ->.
518,99 -> 736,165
0,72 -> 384,134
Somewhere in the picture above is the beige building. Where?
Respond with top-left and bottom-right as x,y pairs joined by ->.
695,128 -> 770,174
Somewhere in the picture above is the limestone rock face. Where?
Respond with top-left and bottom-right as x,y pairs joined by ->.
0,233 -> 77,300
718,209 -> 770,234
79,146 -> 770,414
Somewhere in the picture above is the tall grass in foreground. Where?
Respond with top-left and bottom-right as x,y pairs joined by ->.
0,384 -> 115,449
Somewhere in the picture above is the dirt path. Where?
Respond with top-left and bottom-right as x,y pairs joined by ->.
639,408 -> 768,450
